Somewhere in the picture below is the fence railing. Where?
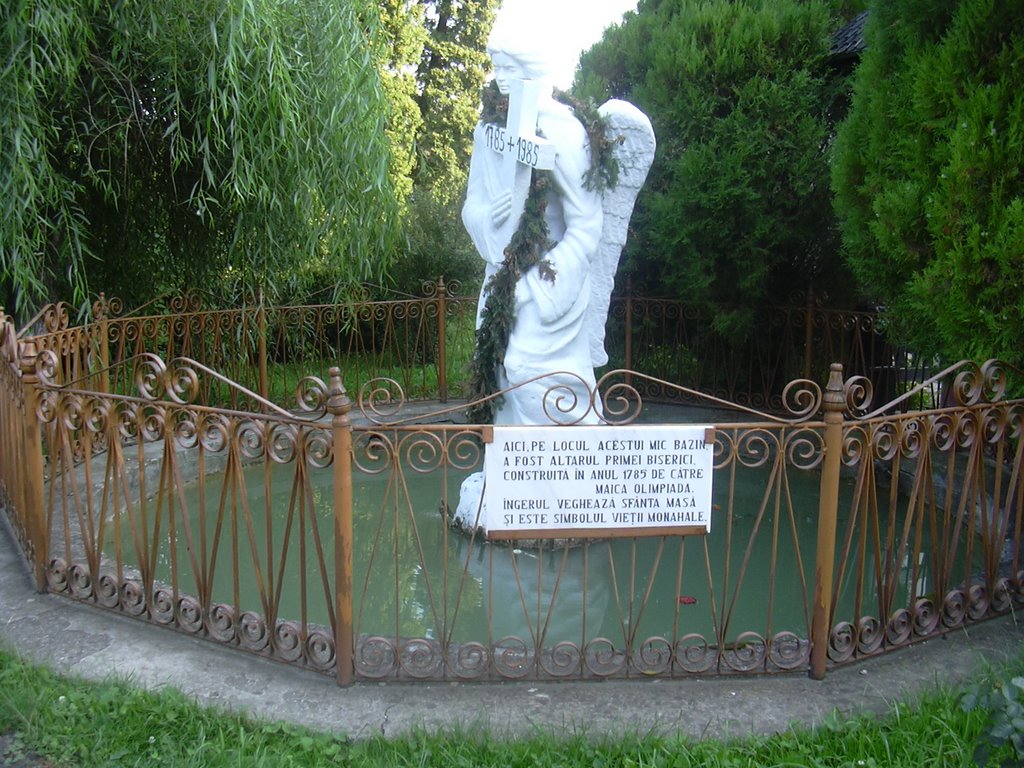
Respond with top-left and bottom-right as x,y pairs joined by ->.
1,296 -> 1020,684
24,281 -> 479,410
20,282 -> 933,417
605,286 -> 932,412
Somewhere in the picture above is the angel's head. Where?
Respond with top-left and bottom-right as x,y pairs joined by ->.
486,7 -> 553,96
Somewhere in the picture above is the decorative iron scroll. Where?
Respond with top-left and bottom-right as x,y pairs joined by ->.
538,372 -> 597,426
828,580 -> 1024,664
596,370 -> 823,425
42,303 -> 71,334
839,401 -> 1024,473
90,294 -> 125,322
350,427 -> 486,477
354,369 -> 825,428
346,630 -> 810,680
851,358 -> 1022,420
45,559 -> 340,673
36,394 -> 335,478
13,287 -> 1024,690
825,358 -> 1024,671
357,377 -> 410,423
34,350 -> 334,424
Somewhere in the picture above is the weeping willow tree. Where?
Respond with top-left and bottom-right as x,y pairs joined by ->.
1,0 -> 401,318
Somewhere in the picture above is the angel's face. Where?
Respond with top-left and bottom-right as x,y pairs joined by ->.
491,52 -> 527,95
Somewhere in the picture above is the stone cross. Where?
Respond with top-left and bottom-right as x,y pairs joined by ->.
483,78 -> 557,247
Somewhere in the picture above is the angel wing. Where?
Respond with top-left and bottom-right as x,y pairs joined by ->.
588,100 -> 656,368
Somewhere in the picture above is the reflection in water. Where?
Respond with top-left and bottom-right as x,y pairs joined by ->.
165,462 -> 822,645
458,541 -> 611,645
350,468 -> 613,645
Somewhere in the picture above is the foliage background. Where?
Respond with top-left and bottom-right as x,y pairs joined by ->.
831,0 -> 1024,366
8,0 -> 1020,375
380,0 -> 499,299
574,0 -> 857,343
2,0 -> 401,319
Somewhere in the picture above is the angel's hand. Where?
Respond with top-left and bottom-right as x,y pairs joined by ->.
490,192 -> 513,228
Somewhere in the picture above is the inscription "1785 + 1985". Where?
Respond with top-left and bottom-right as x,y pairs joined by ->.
484,124 -> 543,167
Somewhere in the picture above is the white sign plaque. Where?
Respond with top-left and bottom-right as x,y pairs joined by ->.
483,425 -> 715,540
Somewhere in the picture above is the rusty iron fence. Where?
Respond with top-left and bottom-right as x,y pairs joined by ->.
18,282 -> 931,417
1,291 -> 1021,684
19,280 -> 479,410
605,284 -> 932,413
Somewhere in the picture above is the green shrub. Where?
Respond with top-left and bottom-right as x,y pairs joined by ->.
384,189 -> 481,299
831,0 -> 1024,366
961,673 -> 1024,767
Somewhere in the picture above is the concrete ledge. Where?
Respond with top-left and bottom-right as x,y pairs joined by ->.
1,521 -> 1021,741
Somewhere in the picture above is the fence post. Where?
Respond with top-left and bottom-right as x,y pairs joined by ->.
0,309 -> 19,529
436,277 -> 448,404
328,368 -> 354,685
19,340 -> 48,592
810,362 -> 844,680
96,294 -> 111,395
257,295 -> 269,408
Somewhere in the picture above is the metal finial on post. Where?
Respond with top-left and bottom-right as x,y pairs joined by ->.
327,367 -> 352,422
810,362 -> 845,680
19,339 -> 37,372
327,366 -> 354,685
822,362 -> 845,412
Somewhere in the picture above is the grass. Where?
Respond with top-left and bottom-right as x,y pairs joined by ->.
0,647 -> 1015,767
219,307 -> 479,409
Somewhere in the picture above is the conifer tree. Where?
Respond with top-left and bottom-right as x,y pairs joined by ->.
831,0 -> 1024,365
574,0 -> 851,341
381,0 -> 500,296
379,0 -> 428,207
413,0 -> 500,202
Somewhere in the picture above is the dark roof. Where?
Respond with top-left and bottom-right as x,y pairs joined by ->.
830,10 -> 869,61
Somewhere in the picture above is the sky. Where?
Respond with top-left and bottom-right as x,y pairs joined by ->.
495,0 -> 639,88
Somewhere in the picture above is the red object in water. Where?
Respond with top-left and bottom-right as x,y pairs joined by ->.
678,595 -> 697,605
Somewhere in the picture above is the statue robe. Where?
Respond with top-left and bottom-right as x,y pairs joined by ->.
462,98 -> 604,425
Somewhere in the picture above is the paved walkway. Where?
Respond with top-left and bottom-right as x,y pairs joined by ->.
0,523 -> 1021,742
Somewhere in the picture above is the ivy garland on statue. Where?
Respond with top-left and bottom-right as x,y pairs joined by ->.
467,82 -> 620,423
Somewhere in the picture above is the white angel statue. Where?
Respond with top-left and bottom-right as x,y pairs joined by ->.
454,9 -> 656,532
462,12 -> 656,427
